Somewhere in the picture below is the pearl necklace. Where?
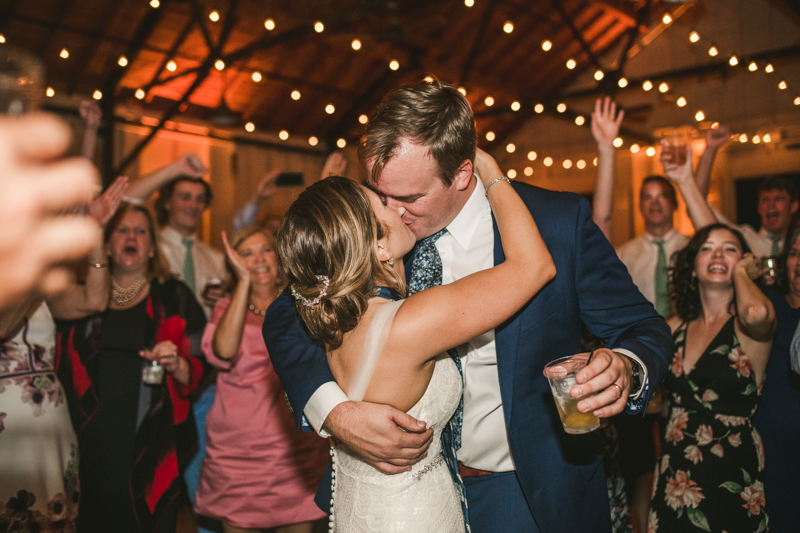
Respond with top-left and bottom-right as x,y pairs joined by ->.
111,275 -> 149,306
248,303 -> 266,316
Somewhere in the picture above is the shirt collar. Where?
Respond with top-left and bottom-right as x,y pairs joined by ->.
758,227 -> 782,241
445,178 -> 490,250
160,225 -> 197,243
644,227 -> 679,244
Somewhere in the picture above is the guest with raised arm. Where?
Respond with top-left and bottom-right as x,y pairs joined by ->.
693,125 -> 731,196
591,96 -> 624,240
79,100 -> 102,161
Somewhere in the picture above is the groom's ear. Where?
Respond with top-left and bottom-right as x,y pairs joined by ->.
453,159 -> 474,191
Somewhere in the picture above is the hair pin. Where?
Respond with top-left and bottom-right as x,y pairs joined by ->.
291,275 -> 330,307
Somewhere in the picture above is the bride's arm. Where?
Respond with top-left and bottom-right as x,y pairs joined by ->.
395,148 -> 556,362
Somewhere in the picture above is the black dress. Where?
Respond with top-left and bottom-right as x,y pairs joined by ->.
649,317 -> 768,533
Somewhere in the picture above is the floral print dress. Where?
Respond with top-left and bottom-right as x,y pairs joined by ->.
649,317 -> 767,533
0,303 -> 79,533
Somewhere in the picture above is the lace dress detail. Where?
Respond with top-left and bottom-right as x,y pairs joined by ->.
330,300 -> 465,532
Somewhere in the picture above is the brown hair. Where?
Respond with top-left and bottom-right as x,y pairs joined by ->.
105,203 -> 172,282
277,175 -> 404,349
154,177 -> 213,226
358,78 -> 476,187
226,226 -> 284,290
640,175 -> 677,207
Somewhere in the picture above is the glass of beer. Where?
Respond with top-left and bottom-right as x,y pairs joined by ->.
543,355 -> 600,434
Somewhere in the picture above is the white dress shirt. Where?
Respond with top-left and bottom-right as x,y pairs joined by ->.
616,228 -> 690,308
158,225 -> 226,318
710,206 -> 782,258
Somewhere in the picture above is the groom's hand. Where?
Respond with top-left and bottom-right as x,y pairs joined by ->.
323,401 -> 434,474
570,348 -> 632,418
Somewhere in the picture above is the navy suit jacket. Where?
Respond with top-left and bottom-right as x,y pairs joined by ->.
263,182 -> 672,532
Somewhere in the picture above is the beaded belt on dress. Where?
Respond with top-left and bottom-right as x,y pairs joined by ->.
407,454 -> 444,481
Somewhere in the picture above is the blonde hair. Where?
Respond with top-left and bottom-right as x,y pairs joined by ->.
277,175 -> 404,349
226,226 -> 284,290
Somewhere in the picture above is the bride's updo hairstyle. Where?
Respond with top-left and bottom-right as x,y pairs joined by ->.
277,175 -> 403,349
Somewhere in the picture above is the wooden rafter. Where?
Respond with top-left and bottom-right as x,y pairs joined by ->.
459,0 -> 499,86
551,0 -> 605,72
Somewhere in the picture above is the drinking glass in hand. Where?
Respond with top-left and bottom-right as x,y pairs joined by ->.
543,355 -> 600,434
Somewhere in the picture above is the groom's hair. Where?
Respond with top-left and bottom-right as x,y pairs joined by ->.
359,78 -> 476,188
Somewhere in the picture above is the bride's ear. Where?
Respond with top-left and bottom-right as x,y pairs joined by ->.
376,238 -> 392,263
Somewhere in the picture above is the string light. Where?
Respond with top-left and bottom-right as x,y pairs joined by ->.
457,87 -> 467,96
541,40 -> 552,51
748,62 -> 758,72
325,104 -> 335,114
291,90 -> 301,100
712,122 -> 719,128
576,159 -> 586,169
677,96 -> 687,107
534,103 -> 544,113
618,78 -> 628,88
314,21 -> 324,33
359,115 -> 368,124
779,80 -> 787,90
543,157 -> 553,167
739,133 -> 748,143
689,31 -> 700,43
389,60 -> 399,70
708,46 -> 718,57
562,159 -> 572,169
503,21 -> 514,33
763,133 -> 771,143
729,55 -> 738,66
643,80 -> 653,91
264,19 -> 275,30
135,88 -> 145,99
118,56 -> 128,67
795,97 -> 800,106
613,137 -> 623,148
507,169 -> 517,179
593,158 -> 598,166
0,34 -> 5,44
465,0 -> 474,6
214,60 -> 225,70
506,143 -> 516,153
662,13 -> 672,24
566,59 -> 576,69
252,72 -> 262,82
752,135 -> 761,144
646,147 -> 656,157
556,103 -> 566,113
765,64 -> 774,73
209,10 -> 220,22
524,167 -> 533,176
279,130 -> 289,140
46,87 -> 54,97
150,0 -> 159,7
92,90 -> 102,100
575,116 -> 585,126
594,70 -> 604,81
309,136 -> 319,146
60,48 -> 69,59
527,151 -> 537,161
351,39 -> 361,50
337,138 -> 347,148
424,76 -> 434,83
511,101 -> 521,111
245,122 -> 255,132
166,60 -> 177,71
486,131 -> 495,141
630,144 -> 640,154
658,82 -> 669,93
484,96 -> 494,106
695,110 -> 705,121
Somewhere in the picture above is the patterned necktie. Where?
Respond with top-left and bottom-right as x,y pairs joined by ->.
182,238 -> 196,293
653,238 -> 671,317
769,234 -> 782,257
408,229 -> 464,451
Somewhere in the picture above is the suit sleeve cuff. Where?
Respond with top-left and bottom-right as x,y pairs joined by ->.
304,381 -> 349,437
613,348 -> 649,413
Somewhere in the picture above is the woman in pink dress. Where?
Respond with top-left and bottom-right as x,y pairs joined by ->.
195,226 -> 328,533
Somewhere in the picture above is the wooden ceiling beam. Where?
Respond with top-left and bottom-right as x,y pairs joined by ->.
66,0 -> 123,94
34,0 -> 73,58
142,16 -> 195,95
459,0 -> 499,86
551,0 -> 605,72
188,0 -> 215,52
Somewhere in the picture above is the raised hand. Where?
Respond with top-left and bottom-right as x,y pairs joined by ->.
705,124 -> 732,151
79,100 -> 102,130
174,152 -> 207,178
321,151 -> 348,178
591,97 -> 624,148
256,170 -> 280,201
735,253 -> 761,281
222,231 -> 251,284
474,147 -> 503,187
86,176 -> 128,226
661,141 -> 694,185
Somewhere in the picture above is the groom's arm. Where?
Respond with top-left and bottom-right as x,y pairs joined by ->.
263,291 -> 434,472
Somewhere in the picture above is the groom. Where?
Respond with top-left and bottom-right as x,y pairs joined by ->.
263,80 -> 671,531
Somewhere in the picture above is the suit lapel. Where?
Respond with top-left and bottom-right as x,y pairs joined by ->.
492,213 -> 519,428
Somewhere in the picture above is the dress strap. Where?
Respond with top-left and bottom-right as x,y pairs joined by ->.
347,300 -> 403,401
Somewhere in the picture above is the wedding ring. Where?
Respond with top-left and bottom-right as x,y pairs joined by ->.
611,383 -> 623,399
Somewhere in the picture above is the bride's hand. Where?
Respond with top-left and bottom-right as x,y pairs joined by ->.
474,148 -> 503,188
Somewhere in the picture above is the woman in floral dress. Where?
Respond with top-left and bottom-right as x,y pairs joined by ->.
648,224 -> 775,533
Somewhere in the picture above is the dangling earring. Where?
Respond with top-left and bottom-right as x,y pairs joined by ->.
387,255 -> 394,266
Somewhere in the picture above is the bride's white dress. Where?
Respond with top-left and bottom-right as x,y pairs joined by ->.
329,299 -> 465,532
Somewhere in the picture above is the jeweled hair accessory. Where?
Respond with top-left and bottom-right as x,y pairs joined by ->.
291,275 -> 330,308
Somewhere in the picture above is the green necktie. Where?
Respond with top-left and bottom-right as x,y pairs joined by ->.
182,238 -> 196,293
769,234 -> 782,256
654,238 -> 671,316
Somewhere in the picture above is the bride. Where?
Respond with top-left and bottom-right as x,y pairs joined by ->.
276,149 -> 555,531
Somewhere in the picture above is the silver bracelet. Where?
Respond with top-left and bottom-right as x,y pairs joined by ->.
485,176 -> 511,198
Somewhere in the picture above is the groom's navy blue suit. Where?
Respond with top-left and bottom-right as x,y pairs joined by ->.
263,182 -> 672,532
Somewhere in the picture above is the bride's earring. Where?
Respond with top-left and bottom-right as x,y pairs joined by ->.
387,255 -> 394,266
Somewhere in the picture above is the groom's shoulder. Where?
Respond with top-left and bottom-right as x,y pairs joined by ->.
510,181 -> 586,214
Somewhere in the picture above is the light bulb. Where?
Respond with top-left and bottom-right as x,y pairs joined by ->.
613,137 -> 623,148
541,40 -> 552,51
279,130 -> 289,140
244,122 -> 255,132
264,19 -> 275,30
543,157 -> 553,167
575,116 -> 585,126
618,77 -> 628,88
486,131 -> 495,141
511,101 -> 520,111
252,72 -> 262,82
309,136 -> 318,146
484,96 -> 494,106
643,80 -> 653,91
566,59 -> 576,69
337,138 -> 347,148
506,143 -> 515,153
527,151 -> 537,161
534,103 -> 544,113
351,39 -> 361,50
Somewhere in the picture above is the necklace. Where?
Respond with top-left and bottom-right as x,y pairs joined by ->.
248,303 -> 266,316
111,275 -> 149,306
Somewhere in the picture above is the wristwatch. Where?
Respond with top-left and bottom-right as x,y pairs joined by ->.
628,357 -> 643,397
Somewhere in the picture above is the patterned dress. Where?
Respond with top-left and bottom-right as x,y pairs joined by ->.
649,317 -> 768,533
0,303 -> 80,533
